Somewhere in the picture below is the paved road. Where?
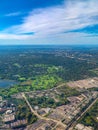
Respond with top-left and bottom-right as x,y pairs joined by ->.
22,93 -> 66,129
50,83 -> 67,91
66,97 -> 98,130
22,93 -> 42,119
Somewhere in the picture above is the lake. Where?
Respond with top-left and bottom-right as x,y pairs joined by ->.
0,80 -> 17,88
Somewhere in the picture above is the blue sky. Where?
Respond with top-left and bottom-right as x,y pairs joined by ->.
0,0 -> 98,45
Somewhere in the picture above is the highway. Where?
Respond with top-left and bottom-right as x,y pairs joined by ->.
22,92 -> 98,130
65,97 -> 98,130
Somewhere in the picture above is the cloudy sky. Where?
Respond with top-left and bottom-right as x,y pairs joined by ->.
0,0 -> 98,45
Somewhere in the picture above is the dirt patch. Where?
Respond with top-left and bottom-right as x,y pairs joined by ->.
67,77 -> 98,89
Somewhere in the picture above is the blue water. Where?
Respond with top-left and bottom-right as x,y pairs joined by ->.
0,80 -> 17,88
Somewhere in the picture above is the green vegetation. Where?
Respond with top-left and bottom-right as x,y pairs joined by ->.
0,46 -> 98,128
31,75 -> 62,90
0,46 -> 98,97
54,86 -> 81,105
0,74 -> 62,98
16,104 -> 37,124
0,97 -> 37,127
56,85 -> 80,97
0,63 -> 64,98
29,97 -> 58,108
0,46 -> 97,83
27,85 -> 80,108
79,100 -> 98,129
7,98 -> 37,125
89,69 -> 98,77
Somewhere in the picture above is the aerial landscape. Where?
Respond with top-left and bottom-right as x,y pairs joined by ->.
0,0 -> 98,130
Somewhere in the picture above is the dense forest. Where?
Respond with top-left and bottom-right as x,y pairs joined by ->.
0,45 -> 98,96
0,45 -> 98,81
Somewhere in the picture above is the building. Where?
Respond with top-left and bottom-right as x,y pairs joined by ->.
75,124 -> 94,130
0,96 -> 2,102
3,114 -> 15,123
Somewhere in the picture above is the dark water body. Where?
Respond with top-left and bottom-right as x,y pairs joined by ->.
0,80 -> 17,88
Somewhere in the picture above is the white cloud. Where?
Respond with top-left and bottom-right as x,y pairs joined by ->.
0,0 -> 98,43
0,33 -> 32,40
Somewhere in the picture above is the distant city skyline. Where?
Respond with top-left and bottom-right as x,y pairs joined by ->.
0,0 -> 98,45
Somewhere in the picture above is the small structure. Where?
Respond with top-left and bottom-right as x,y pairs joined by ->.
34,106 -> 39,110
6,110 -> 12,114
0,96 -> 2,102
3,114 -> 15,123
75,124 -> 85,130
75,124 -> 94,130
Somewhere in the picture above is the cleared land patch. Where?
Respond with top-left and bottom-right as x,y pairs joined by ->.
66,77 -> 98,89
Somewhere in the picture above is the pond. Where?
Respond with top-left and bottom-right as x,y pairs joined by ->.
0,80 -> 17,88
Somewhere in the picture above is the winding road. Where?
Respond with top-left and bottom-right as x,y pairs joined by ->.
22,93 -> 66,129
